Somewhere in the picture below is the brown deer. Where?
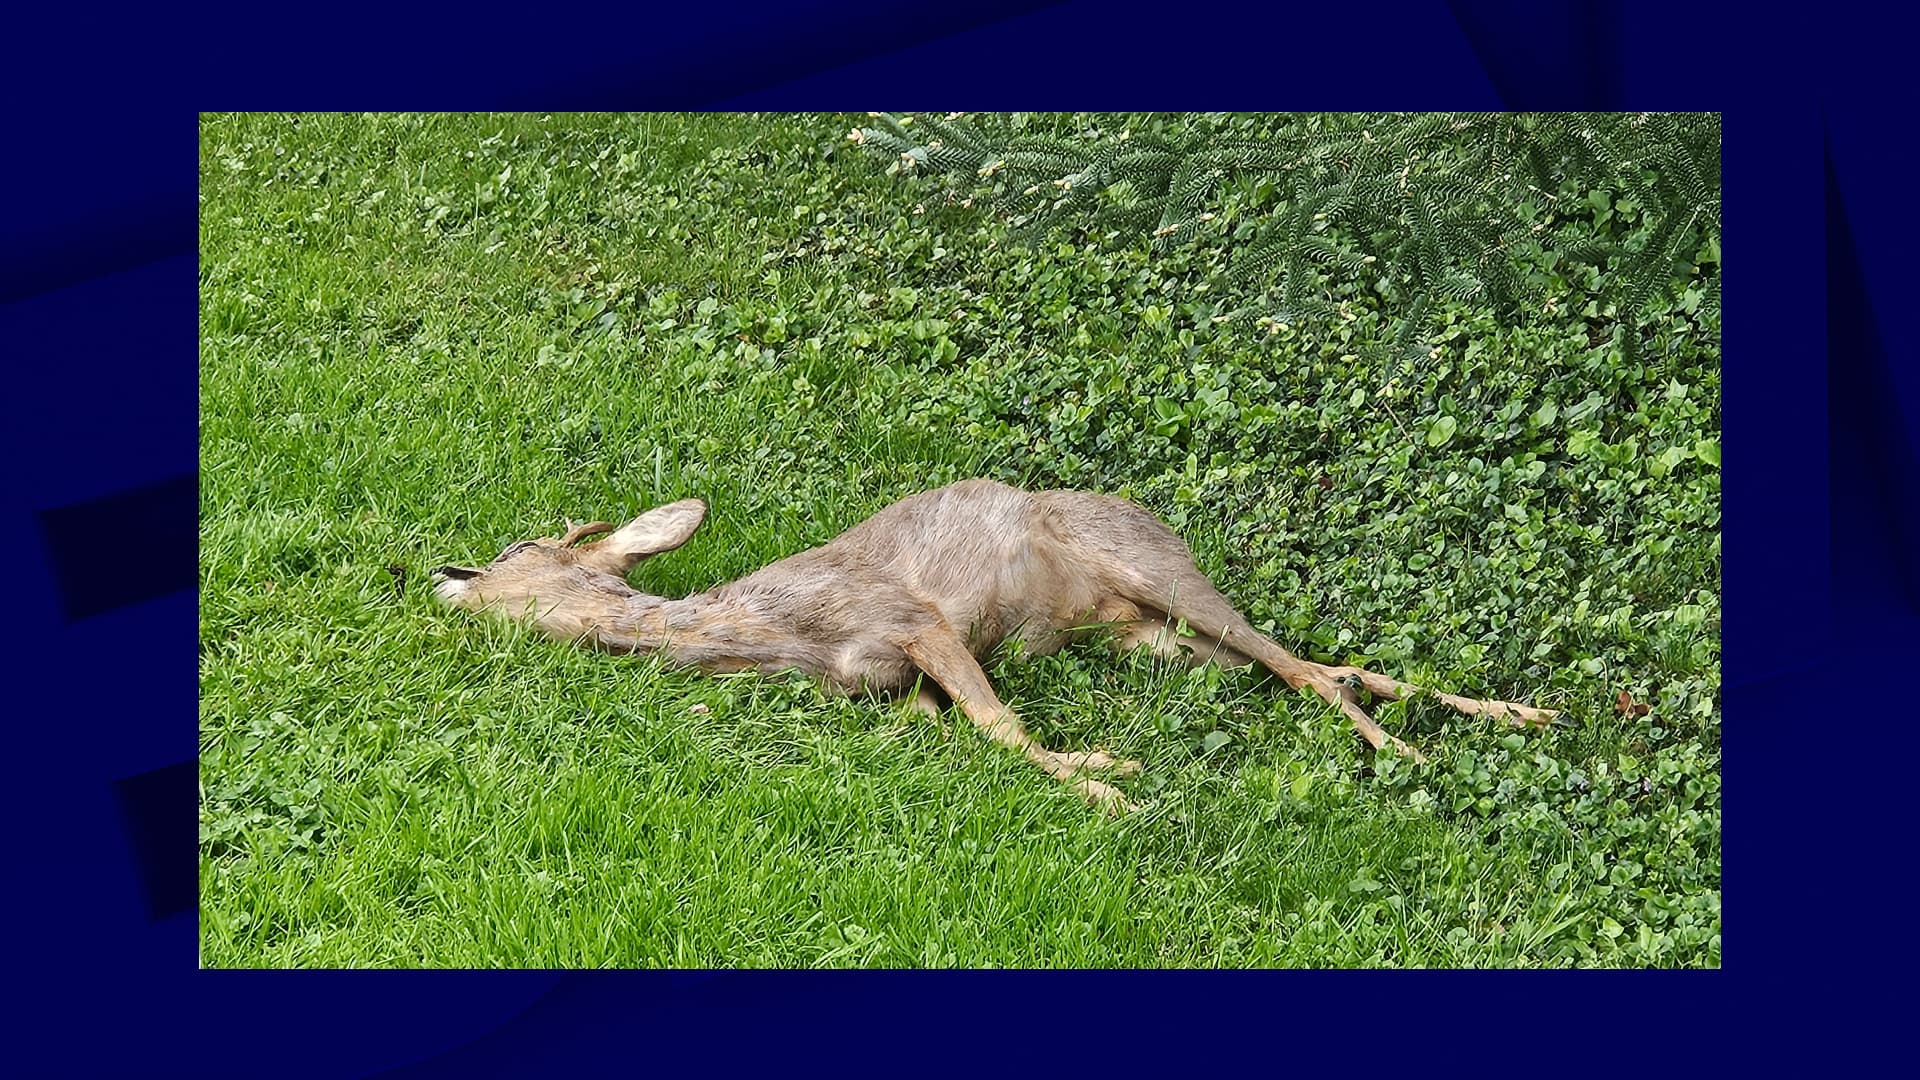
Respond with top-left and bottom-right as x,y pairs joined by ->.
432,478 -> 1555,813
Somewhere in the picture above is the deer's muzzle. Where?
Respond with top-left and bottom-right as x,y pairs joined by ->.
429,566 -> 478,604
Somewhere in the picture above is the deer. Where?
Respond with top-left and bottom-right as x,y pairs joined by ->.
431,478 -> 1557,813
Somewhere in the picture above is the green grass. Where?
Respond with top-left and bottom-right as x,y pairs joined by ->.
199,112 -> 1720,967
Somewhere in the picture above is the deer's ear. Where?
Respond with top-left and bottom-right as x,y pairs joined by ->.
585,498 -> 707,570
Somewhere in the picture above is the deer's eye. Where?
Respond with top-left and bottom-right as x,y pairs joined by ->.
493,540 -> 538,563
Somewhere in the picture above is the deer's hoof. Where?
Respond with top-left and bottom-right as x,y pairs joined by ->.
1061,748 -> 1143,778
1074,777 -> 1136,816
1507,704 -> 1559,730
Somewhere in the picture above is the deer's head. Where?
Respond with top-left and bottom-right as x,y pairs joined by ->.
431,499 -> 707,633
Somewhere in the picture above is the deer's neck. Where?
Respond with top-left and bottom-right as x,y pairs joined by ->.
577,590 -> 828,676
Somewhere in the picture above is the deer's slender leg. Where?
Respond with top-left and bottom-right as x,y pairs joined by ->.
1104,571 -> 1426,760
900,629 -> 1138,814
858,681 -> 949,732
898,684 -> 951,736
1117,617 -> 1257,670
907,686 -> 945,720
1072,495 -> 1555,754
1089,597 -> 1251,669
1317,664 -> 1557,730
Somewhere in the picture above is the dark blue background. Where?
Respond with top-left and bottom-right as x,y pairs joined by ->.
2,0 -> 1889,1071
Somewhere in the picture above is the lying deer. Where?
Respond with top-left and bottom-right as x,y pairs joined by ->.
432,478 -> 1555,813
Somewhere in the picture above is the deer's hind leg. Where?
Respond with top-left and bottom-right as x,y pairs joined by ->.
1101,555 -> 1554,755
1103,572 -> 1426,759
1313,665 -> 1557,730
1096,597 -> 1256,670
1072,495 -> 1559,752
879,682 -> 948,726
1063,501 -> 1420,757
907,685 -> 946,720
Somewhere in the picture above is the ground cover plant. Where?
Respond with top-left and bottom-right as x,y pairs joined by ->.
199,111 -> 1720,967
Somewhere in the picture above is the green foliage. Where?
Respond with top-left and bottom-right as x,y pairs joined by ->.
199,111 -> 1718,968
848,112 -> 1720,360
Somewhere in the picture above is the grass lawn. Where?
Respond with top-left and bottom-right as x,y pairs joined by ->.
198,111 -> 1720,967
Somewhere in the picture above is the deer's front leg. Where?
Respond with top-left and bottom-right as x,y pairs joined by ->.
899,629 -> 1138,814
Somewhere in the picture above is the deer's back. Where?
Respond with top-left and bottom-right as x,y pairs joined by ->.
719,479 -> 1132,653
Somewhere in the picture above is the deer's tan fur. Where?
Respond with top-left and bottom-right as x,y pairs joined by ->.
433,478 -> 1555,813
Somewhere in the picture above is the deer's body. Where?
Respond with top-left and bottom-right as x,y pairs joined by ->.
433,478 -> 1554,812
634,481 -> 1162,684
